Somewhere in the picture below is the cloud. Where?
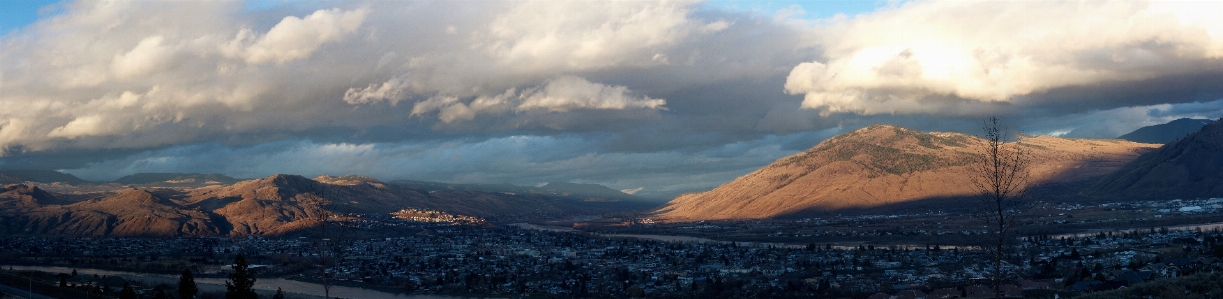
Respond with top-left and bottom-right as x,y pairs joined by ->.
343,76 -> 409,105
620,187 -> 644,195
9,0 -> 1223,195
227,8 -> 370,65
482,0 -> 716,70
518,76 -> 667,112
400,76 -> 666,123
110,36 -> 181,78
785,0 -> 1223,115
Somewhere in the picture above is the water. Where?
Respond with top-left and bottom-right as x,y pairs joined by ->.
0,265 -> 482,299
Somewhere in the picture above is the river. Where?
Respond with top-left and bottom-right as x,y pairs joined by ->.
0,265 -> 482,299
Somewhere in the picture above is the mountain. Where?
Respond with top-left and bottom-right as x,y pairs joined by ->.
1084,119 -> 1223,199
0,184 -> 58,210
654,124 -> 1160,221
113,173 -> 241,185
22,189 -> 225,237
538,182 -> 636,201
390,180 -> 651,203
0,174 -> 661,237
0,170 -> 89,185
1117,118 -> 1213,144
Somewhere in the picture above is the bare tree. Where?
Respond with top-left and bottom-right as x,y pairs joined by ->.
969,117 -> 1030,299
310,187 -> 349,299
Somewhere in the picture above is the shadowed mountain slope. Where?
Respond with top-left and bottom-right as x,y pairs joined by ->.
1084,119 -> 1223,200
1117,118 -> 1213,144
654,125 -> 1160,221
0,170 -> 89,185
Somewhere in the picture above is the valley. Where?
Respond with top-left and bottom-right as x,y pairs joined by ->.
2,120 -> 1222,299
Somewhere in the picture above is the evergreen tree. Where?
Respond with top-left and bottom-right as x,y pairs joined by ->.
272,287 -> 286,299
153,289 -> 169,299
179,269 -> 199,299
119,282 -> 137,299
225,254 -> 258,299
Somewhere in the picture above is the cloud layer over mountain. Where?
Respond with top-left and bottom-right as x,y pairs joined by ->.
2,0 -> 1222,196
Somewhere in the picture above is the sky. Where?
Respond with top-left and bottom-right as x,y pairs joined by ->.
2,0 -> 1223,199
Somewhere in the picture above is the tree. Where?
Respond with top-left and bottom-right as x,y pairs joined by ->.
119,282 -> 137,299
225,254 -> 258,299
272,287 -> 286,299
969,117 -> 1031,299
309,190 -> 349,299
179,269 -> 199,299
153,289 -> 169,299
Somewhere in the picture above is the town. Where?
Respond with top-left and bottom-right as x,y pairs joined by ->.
1,204 -> 1220,299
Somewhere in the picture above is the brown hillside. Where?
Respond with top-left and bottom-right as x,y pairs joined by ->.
23,189 -> 224,237
655,125 -> 1159,221
1,184 -> 56,209
0,173 -> 658,237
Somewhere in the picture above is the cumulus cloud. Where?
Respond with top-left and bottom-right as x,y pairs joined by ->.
482,0 -> 716,70
786,0 -> 1223,115
226,8 -> 369,65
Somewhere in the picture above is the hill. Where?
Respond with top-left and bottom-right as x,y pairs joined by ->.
0,174 -> 661,237
1084,119 -> 1223,199
1117,118 -> 1213,144
0,184 -> 58,210
654,125 -> 1160,221
21,189 -> 226,237
0,170 -> 89,185
113,173 -> 241,185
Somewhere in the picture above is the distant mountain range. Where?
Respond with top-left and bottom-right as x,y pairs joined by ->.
1085,119 -> 1223,199
1117,118 -> 1214,144
654,124 -> 1162,221
391,180 -> 648,203
0,174 -> 657,237
112,173 -> 242,185
0,169 -> 89,185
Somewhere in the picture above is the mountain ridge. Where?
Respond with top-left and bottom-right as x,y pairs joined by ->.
1084,119 -> 1223,199
0,174 -> 660,237
654,124 -> 1160,221
1117,118 -> 1213,144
